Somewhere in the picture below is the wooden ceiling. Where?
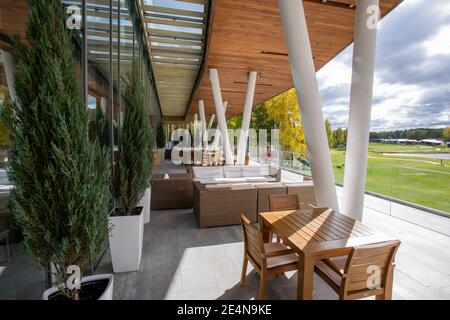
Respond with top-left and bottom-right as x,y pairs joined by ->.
0,0 -> 403,123
183,0 -> 402,122
0,0 -> 29,50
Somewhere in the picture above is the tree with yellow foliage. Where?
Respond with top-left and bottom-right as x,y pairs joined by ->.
444,127 -> 450,142
259,88 -> 307,154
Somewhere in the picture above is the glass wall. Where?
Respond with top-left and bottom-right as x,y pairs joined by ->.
60,0 -> 161,212
0,1 -> 161,298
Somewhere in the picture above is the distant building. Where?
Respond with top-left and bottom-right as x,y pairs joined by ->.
420,139 -> 444,146
378,139 -> 419,144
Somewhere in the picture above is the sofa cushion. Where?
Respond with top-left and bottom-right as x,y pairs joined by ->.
269,165 -> 280,176
245,176 -> 277,183
215,177 -> 247,183
193,166 -> 224,179
241,165 -> 270,177
223,166 -> 242,178
282,181 -> 314,187
241,165 -> 259,177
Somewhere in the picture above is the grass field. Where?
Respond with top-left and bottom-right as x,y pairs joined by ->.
290,143 -> 450,214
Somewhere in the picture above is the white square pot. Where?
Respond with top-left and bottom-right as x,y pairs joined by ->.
138,187 -> 151,224
109,211 -> 144,273
42,274 -> 114,300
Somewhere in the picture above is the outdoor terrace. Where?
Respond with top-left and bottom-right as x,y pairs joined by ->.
1,166 -> 449,300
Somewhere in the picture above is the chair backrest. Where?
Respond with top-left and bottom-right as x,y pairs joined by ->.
341,240 -> 401,299
269,194 -> 299,212
240,214 -> 265,269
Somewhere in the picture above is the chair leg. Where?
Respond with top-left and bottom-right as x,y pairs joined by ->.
240,256 -> 248,285
376,289 -> 392,300
258,271 -> 267,300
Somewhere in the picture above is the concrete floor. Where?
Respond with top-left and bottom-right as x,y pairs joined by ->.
1,166 -> 449,300
1,206 -> 450,300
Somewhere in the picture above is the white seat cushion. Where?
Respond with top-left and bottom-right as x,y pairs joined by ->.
214,177 -> 247,183
260,165 -> 270,176
242,166 -> 269,177
245,176 -> 276,182
223,166 -> 242,178
192,166 -> 224,179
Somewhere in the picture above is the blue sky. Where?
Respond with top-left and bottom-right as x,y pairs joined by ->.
317,0 -> 450,131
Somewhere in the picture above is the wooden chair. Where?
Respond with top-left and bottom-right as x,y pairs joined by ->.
240,214 -> 298,300
269,194 -> 299,212
314,240 -> 401,300
268,194 -> 300,242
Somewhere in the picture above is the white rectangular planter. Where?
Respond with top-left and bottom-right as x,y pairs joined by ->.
42,274 -> 114,300
138,187 -> 151,224
109,211 -> 144,273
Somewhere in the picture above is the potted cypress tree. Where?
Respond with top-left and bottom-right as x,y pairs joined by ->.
7,0 -> 112,300
155,122 -> 166,165
110,59 -> 152,272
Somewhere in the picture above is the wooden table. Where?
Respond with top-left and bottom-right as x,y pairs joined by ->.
259,208 -> 396,300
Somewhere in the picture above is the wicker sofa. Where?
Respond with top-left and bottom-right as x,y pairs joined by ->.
192,165 -> 281,228
151,173 -> 193,210
193,181 -> 257,228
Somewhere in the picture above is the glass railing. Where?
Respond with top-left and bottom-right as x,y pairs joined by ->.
276,150 -> 450,227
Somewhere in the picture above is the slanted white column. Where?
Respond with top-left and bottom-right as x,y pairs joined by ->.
342,0 -> 380,221
198,100 -> 208,148
278,0 -> 339,211
208,114 -> 215,129
237,71 -> 257,165
2,50 -> 17,103
209,69 -> 233,165
208,101 -> 227,129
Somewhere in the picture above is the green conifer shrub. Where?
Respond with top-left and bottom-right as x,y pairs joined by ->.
115,59 -> 152,215
7,0 -> 110,299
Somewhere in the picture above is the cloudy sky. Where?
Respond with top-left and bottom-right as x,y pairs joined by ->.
317,0 -> 450,131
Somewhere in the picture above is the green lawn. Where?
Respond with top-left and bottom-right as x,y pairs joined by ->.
368,142 -> 450,154
330,143 -> 450,214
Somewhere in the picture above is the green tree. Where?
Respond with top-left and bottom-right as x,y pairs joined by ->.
156,122 -> 166,149
116,59 -> 152,214
325,118 -> 333,149
227,114 -> 242,130
8,0 -> 110,299
333,128 -> 347,149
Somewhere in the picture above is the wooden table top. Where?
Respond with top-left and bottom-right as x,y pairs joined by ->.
259,208 -> 395,257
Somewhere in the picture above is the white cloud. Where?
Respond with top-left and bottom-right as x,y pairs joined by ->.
317,0 -> 450,132
424,26 -> 450,56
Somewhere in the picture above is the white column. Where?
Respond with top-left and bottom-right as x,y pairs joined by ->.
208,101 -> 227,129
2,50 -> 17,103
342,0 -> 380,221
209,69 -> 233,165
208,114 -> 215,129
198,100 -> 208,148
237,71 -> 257,165
278,0 -> 339,211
